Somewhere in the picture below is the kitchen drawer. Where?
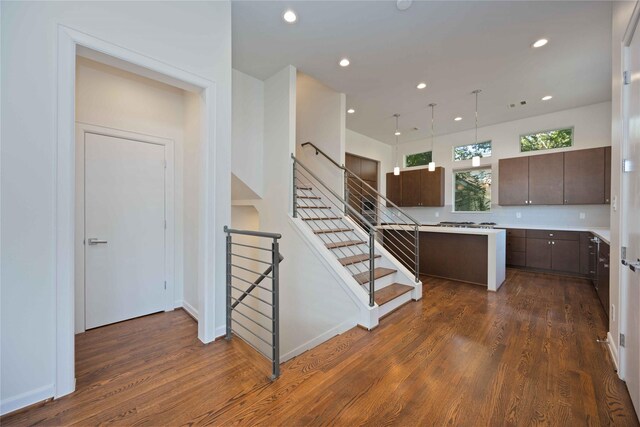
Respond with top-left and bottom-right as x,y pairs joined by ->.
507,236 -> 526,252
526,229 -> 579,241
505,228 -> 526,238
507,251 -> 526,267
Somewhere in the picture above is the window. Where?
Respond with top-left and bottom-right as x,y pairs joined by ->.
454,167 -> 492,212
453,141 -> 492,161
520,127 -> 573,152
405,151 -> 432,167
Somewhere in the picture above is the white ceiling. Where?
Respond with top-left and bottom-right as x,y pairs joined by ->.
232,1 -> 612,145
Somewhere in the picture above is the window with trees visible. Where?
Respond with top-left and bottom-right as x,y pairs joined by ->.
520,127 -> 573,152
453,141 -> 492,161
454,167 -> 492,212
405,151 -> 432,167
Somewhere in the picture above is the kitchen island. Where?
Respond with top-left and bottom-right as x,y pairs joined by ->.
381,225 -> 506,291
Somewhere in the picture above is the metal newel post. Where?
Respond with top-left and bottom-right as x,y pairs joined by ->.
271,238 -> 281,380
414,224 -> 420,282
369,230 -> 375,307
343,169 -> 349,215
292,159 -> 298,218
225,229 -> 232,340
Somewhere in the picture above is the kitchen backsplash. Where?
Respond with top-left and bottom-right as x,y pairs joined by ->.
402,204 -> 610,228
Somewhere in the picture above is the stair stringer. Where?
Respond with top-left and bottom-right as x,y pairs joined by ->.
342,216 -> 423,302
289,216 -> 380,329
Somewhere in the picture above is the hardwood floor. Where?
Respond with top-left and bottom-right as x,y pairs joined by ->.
3,269 -> 638,426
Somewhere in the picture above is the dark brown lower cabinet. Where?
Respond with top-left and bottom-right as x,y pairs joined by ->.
526,238 -> 552,269
525,232 -> 580,273
597,241 -> 610,322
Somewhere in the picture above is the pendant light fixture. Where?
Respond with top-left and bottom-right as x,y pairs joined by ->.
471,89 -> 482,167
428,103 -> 437,172
393,113 -> 401,175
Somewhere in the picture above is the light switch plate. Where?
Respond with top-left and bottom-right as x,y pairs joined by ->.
435,211 -> 440,217
516,212 -> 522,219
579,212 -> 586,219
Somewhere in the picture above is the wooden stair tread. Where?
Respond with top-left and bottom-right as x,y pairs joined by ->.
353,267 -> 396,285
338,254 -> 381,266
374,283 -> 414,306
325,240 -> 366,249
297,205 -> 331,209
297,196 -> 321,199
314,228 -> 352,235
297,186 -> 312,190
302,216 -> 342,221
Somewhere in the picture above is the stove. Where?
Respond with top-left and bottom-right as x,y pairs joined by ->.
436,221 -> 497,229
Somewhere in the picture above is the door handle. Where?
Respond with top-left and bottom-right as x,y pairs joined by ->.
88,238 -> 108,245
622,259 -> 640,272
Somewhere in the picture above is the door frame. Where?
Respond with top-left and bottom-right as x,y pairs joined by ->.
74,123 -> 175,333
619,2 -> 640,383
56,25 -> 224,399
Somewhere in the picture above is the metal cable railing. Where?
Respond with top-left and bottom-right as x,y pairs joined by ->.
292,155 -> 378,305
299,142 -> 420,282
224,226 -> 283,380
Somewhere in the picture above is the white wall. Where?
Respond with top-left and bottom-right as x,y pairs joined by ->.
345,129 -> 394,197
387,102 -> 612,227
296,72 -> 346,194
183,91 -> 202,318
75,57 -> 193,332
609,0 -> 638,367
1,1 -> 231,414
232,69 -> 264,199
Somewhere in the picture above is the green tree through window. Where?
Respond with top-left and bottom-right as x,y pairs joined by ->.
454,141 -> 492,161
454,168 -> 491,212
520,127 -> 573,152
405,151 -> 432,167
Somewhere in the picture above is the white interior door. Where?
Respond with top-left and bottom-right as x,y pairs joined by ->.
85,133 -> 166,329
621,23 -> 640,417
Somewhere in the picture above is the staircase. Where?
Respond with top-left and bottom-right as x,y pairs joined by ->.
292,146 -> 422,324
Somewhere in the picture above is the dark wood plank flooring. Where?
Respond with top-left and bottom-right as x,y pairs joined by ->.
3,269 -> 638,426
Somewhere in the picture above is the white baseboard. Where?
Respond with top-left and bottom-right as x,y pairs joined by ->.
280,319 -> 356,362
0,384 -> 54,416
181,300 -> 199,320
607,331 -> 619,372
215,325 -> 226,339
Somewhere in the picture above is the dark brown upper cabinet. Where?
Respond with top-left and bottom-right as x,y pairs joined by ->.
385,173 -> 402,206
498,146 -> 611,206
528,152 -> 565,205
386,167 -> 445,207
498,156 -> 529,206
564,147 -> 605,205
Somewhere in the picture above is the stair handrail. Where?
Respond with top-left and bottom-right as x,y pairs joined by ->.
224,226 -> 282,380
300,141 -> 421,226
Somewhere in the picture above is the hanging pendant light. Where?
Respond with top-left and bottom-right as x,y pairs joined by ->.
428,103 -> 436,172
472,89 -> 482,167
393,113 -> 401,175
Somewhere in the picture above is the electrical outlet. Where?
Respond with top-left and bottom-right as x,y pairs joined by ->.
611,304 -> 615,321
579,212 -> 586,219
435,211 -> 439,218
516,212 -> 522,219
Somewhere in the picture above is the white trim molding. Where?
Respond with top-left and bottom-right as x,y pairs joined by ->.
56,25 -> 220,401
0,384 -> 55,416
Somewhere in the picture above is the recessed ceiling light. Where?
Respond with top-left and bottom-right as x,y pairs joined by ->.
416,82 -> 427,90
454,117 -> 462,121
541,95 -> 553,101
347,108 -> 355,114
339,58 -> 350,67
532,38 -> 548,48
395,130 -> 401,136
283,10 -> 297,23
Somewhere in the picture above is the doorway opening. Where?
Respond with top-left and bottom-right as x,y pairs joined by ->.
56,26 -> 222,400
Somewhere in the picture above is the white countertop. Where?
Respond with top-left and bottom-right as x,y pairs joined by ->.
496,224 -> 610,244
381,223 -> 610,244
380,224 -> 506,236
